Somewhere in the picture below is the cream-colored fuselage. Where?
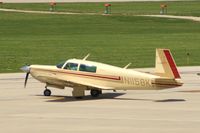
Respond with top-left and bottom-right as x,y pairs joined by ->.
29,59 -> 182,91
21,49 -> 183,97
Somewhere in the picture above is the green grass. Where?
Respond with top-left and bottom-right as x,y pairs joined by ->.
0,2 -> 200,73
1,1 -> 200,16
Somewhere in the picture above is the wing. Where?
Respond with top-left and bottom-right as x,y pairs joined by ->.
36,75 -> 114,90
68,79 -> 114,90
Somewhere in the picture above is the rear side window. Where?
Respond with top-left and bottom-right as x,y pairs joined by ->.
79,64 -> 97,73
64,63 -> 78,71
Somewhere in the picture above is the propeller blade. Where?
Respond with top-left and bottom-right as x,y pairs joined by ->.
20,65 -> 31,88
24,72 -> 29,88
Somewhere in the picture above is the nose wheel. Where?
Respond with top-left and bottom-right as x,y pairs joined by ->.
44,88 -> 51,96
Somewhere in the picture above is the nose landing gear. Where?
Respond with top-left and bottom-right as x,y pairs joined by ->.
44,86 -> 51,96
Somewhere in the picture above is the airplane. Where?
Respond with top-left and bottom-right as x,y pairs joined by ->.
20,49 -> 183,98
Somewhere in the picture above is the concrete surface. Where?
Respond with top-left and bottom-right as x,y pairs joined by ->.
0,8 -> 96,15
0,66 -> 200,133
141,14 -> 200,22
1,0 -> 195,3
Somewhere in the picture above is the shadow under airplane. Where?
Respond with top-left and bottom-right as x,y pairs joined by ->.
35,93 -> 186,103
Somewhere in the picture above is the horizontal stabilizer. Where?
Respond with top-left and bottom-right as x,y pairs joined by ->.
152,78 -> 183,86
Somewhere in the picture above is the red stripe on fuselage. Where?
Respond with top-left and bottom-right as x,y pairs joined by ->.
164,50 -> 181,79
33,68 -> 121,81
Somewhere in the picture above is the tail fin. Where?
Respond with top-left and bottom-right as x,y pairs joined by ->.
155,49 -> 181,79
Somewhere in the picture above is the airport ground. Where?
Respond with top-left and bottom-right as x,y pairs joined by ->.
0,1 -> 200,132
0,67 -> 200,133
1,1 -> 200,16
2,0 -> 197,3
0,1 -> 200,73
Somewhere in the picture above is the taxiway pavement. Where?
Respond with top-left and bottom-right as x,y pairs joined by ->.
0,66 -> 200,133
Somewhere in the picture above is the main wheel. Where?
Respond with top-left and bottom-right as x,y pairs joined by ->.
90,89 -> 101,97
44,89 -> 51,96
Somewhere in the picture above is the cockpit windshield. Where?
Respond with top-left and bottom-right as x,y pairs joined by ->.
64,62 -> 78,71
56,61 -> 66,68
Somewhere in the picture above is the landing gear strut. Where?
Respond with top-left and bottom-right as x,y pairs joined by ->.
90,89 -> 102,97
44,86 -> 51,96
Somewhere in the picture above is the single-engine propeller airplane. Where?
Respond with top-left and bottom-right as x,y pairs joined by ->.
21,49 -> 183,98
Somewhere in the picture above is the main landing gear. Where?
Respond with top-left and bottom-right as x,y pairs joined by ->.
43,87 -> 102,98
44,86 -> 51,96
90,89 -> 102,97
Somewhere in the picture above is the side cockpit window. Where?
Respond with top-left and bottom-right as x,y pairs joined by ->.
79,64 -> 97,73
64,63 -> 78,71
56,61 -> 65,68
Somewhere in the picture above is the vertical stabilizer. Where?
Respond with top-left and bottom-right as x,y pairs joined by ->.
155,49 -> 181,79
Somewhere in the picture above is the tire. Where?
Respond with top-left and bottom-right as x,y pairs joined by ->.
90,89 -> 101,97
44,89 -> 51,96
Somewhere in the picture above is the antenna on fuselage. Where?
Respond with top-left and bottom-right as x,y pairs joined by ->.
83,53 -> 90,60
123,63 -> 132,69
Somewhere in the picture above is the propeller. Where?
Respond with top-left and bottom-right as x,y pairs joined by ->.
24,72 -> 30,88
20,65 -> 30,88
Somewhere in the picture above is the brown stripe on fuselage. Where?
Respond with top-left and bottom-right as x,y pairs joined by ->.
32,68 -> 121,81
152,83 -> 182,87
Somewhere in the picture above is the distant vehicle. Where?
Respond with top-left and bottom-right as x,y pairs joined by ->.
21,49 -> 183,98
